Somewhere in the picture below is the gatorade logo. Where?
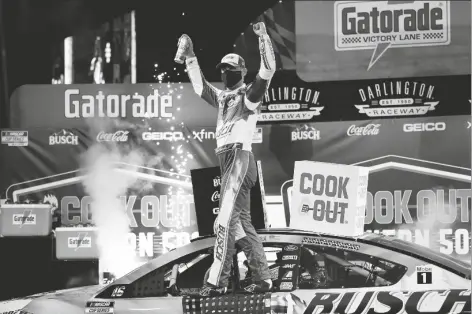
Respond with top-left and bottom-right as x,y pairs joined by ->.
68,233 -> 92,250
335,1 -> 450,70
12,211 -> 37,227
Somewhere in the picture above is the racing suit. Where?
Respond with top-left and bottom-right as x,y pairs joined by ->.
186,34 -> 276,288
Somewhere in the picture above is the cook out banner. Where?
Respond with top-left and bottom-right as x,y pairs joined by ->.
1,82 -> 470,261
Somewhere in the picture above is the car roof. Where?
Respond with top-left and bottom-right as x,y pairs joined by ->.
192,228 -> 471,279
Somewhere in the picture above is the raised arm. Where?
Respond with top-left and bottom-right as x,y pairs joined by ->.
245,23 -> 276,111
186,57 -> 222,108
175,34 -> 222,108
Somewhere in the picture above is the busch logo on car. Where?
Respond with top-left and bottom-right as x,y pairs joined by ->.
299,173 -> 349,224
49,129 -> 79,145
335,1 -> 450,70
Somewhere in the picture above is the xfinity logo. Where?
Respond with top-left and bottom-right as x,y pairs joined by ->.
142,132 -> 184,142
403,122 -> 446,132
467,122 -> 471,129
193,129 -> 215,142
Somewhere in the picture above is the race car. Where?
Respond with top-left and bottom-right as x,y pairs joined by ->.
1,229 -> 470,314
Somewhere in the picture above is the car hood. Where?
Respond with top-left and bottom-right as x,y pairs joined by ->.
0,285 -> 103,313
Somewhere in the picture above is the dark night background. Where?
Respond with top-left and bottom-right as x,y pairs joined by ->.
0,0 -> 276,300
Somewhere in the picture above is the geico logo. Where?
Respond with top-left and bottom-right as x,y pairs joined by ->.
341,2 -> 445,36
142,132 -> 184,141
403,122 -> 446,132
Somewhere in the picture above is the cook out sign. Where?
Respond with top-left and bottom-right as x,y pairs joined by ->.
290,161 -> 369,237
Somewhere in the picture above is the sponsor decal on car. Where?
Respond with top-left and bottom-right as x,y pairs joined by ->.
85,301 -> 115,313
282,255 -> 298,261
282,271 -> 293,280
284,245 -> 298,252
302,237 -> 360,251
303,290 -> 469,314
279,282 -> 293,291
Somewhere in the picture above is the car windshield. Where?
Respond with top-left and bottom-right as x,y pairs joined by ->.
363,234 -> 471,278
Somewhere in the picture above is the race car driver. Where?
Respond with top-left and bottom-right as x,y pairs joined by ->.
179,22 -> 276,296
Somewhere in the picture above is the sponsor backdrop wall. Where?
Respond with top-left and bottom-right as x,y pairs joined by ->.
1,79 -> 470,263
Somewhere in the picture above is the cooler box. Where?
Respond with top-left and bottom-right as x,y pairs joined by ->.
0,204 -> 53,236
55,227 -> 99,260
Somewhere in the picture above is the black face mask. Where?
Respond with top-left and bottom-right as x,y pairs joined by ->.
221,71 -> 243,89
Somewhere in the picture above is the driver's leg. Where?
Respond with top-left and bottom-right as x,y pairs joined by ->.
205,147 -> 252,292
236,153 -> 272,292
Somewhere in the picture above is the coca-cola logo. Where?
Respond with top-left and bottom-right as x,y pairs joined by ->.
347,124 -> 380,136
97,131 -> 129,142
211,191 -> 220,202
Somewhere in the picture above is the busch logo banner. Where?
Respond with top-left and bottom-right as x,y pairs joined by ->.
290,161 -> 369,237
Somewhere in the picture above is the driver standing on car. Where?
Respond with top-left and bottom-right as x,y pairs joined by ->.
176,22 -> 276,296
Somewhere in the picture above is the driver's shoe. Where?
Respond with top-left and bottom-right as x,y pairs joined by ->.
199,284 -> 227,297
242,279 -> 273,293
